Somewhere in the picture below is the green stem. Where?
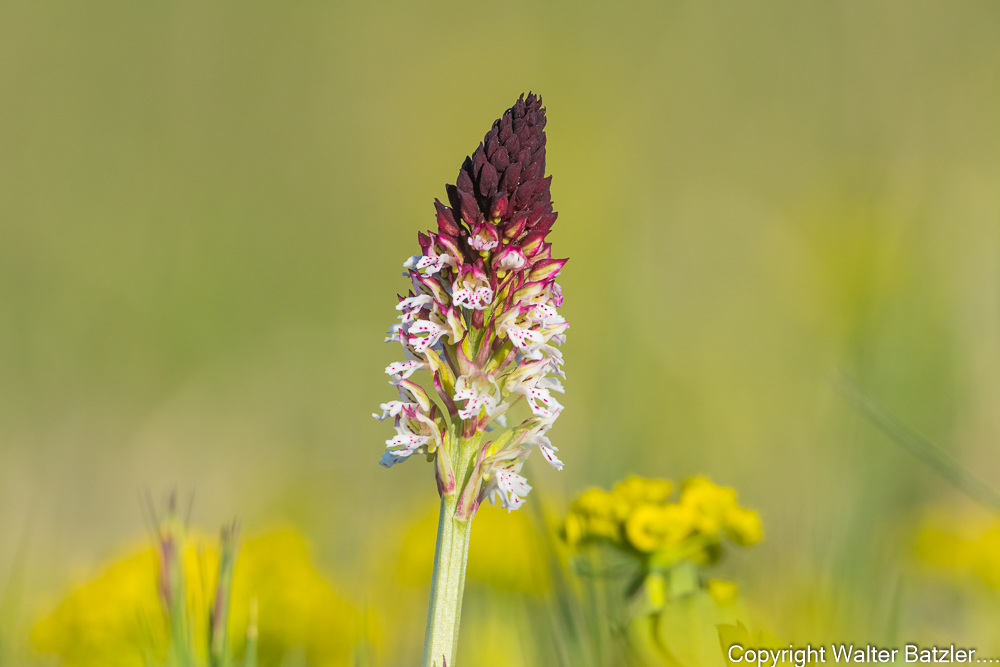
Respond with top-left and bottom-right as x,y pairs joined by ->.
422,435 -> 479,667
422,493 -> 474,667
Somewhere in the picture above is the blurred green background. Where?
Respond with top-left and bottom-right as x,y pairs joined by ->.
2,0 -> 1000,664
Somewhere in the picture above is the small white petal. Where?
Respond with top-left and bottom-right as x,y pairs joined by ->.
385,433 -> 429,448
396,295 -> 433,312
452,288 -> 474,309
494,470 -> 532,512
517,386 -> 564,419
507,325 -> 544,350
538,376 -> 565,394
538,444 -> 564,471
379,433 -> 429,468
454,388 -> 498,420
469,236 -> 499,252
473,286 -> 494,308
385,360 -> 428,379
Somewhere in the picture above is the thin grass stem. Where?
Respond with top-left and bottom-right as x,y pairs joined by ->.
836,373 -> 1000,512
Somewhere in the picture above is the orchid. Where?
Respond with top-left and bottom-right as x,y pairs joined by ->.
373,93 -> 568,667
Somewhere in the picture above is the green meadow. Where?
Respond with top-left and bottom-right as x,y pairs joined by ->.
1,2 -> 999,664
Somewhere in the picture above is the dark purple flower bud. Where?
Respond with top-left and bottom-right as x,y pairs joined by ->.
485,133 -> 500,159
499,163 -> 521,195
445,184 -> 463,220
456,168 -> 474,194
514,179 -> 544,210
523,160 -> 541,182
531,212 -> 558,233
516,147 -> 531,170
472,145 -> 487,179
503,134 -> 520,159
517,123 -> 534,145
492,147 -> 509,172
479,161 -> 498,198
458,190 -> 480,225
435,200 -> 461,236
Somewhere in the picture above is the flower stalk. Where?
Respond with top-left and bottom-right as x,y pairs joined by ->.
422,480 -> 473,667
375,93 -> 568,665
422,495 -> 471,667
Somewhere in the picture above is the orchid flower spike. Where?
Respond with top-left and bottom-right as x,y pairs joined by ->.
375,92 -> 568,518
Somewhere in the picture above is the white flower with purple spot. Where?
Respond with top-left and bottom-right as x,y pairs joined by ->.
488,469 -> 532,512
385,360 -> 429,379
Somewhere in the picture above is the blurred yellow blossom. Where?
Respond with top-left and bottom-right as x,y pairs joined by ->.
396,502 -> 549,594
625,504 -> 695,553
32,530 -> 367,667
564,475 -> 762,557
724,507 -> 764,547
32,548 -> 168,667
228,530 -> 369,666
563,475 -> 762,622
914,516 -> 1000,590
681,476 -> 738,534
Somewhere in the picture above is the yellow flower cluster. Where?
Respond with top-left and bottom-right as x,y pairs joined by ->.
32,530 -> 368,667
564,475 -> 762,559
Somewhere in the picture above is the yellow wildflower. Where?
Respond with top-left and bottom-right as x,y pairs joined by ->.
625,505 -> 666,553
32,549 -> 168,667
680,476 -> 738,534
724,506 -> 763,546
625,504 -> 695,553
32,530 -> 366,667
564,474 -> 762,618
228,530 -> 366,665
568,488 -> 624,543
566,475 -> 761,558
